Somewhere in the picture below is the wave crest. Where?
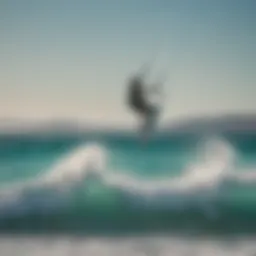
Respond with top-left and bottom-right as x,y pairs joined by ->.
0,137 -> 255,218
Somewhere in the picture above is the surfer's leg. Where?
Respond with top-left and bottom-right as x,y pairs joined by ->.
139,107 -> 159,141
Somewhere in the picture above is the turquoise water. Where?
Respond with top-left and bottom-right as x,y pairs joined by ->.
0,132 -> 256,235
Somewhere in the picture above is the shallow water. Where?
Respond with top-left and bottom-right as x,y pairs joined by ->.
1,235 -> 256,256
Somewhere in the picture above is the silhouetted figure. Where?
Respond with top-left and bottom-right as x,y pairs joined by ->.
127,74 -> 161,141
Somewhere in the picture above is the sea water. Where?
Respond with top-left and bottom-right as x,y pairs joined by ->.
0,131 -> 256,255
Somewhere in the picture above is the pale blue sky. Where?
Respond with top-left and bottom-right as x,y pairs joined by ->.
1,0 -> 255,126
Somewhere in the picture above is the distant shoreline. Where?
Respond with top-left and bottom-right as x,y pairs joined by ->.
0,113 -> 255,135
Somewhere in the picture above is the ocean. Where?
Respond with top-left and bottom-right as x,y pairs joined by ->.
0,131 -> 256,255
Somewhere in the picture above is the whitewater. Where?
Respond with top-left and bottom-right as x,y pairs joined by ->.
0,131 -> 256,255
0,132 -> 256,232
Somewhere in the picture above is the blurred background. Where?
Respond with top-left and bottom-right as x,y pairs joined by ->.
0,0 -> 256,255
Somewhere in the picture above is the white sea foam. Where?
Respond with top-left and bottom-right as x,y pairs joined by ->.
0,137 -> 255,216
0,236 -> 256,256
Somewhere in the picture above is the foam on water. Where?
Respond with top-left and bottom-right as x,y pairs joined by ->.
1,236 -> 256,256
0,137 -> 255,218
0,143 -> 107,216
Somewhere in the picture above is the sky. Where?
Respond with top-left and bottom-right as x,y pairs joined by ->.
1,0 -> 255,127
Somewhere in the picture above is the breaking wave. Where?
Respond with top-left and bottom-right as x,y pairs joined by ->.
0,135 -> 256,233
